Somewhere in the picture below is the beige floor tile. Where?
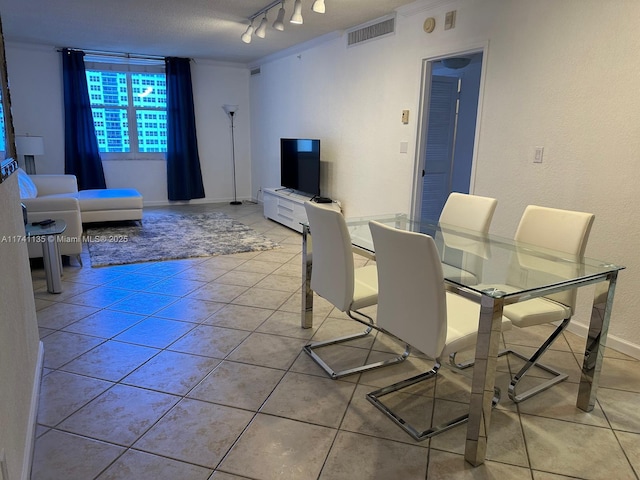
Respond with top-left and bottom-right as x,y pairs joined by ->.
256,309 -> 317,339
134,398 -> 253,468
108,291 -> 179,315
65,286 -> 136,309
213,269 -> 268,287
598,356 -> 640,393
153,297 -> 225,323
142,276 -> 207,296
62,309 -> 146,338
231,286 -> 293,310
615,431 -> 640,477
37,370 -> 113,427
227,332 -> 306,369
503,324 -> 572,352
41,331 -> 105,369
532,471 -> 587,479
103,272 -> 164,291
220,414 -> 336,479
261,372 -> 356,428
114,316 -> 195,348
597,387 -> 640,433
58,384 -> 179,446
122,350 -> 221,395
320,430 -> 428,479
96,449 -> 212,480
37,302 -> 100,330
61,340 -> 160,381
188,360 -> 284,410
253,273 -> 302,292
204,303 -> 272,330
187,282 -> 249,303
134,258 -> 201,277
521,414 -> 636,479
173,263 -> 229,282
233,258 -> 282,274
516,381 -> 609,427
168,324 -> 250,358
209,471 -> 248,479
426,449 -> 533,479
31,429 -> 125,480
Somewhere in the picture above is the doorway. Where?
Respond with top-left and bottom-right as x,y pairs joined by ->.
414,51 -> 484,222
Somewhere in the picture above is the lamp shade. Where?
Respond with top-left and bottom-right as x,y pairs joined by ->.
273,5 -> 286,31
241,24 -> 254,43
223,104 -> 239,116
290,0 -> 303,24
312,0 -> 325,13
15,135 -> 44,156
255,16 -> 268,38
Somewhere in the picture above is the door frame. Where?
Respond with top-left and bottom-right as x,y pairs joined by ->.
410,42 -> 490,221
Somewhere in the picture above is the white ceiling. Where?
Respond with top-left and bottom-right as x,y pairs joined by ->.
0,0 -> 418,63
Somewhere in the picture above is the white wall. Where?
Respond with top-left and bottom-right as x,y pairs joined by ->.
5,44 -> 252,205
249,0 -> 640,356
0,173 -> 41,480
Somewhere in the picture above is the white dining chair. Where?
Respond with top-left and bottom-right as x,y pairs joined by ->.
366,221 -> 511,440
439,192 -> 498,232
450,205 -> 595,403
302,201 -> 410,379
437,192 -> 497,284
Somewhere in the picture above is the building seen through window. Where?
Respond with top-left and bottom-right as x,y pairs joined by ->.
86,70 -> 167,154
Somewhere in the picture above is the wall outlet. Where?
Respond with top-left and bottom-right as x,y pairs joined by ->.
445,10 -> 456,30
533,146 -> 544,163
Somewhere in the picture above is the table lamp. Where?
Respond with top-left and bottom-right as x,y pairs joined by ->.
16,135 -> 44,175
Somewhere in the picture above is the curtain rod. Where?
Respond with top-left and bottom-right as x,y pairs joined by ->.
57,47 -> 165,61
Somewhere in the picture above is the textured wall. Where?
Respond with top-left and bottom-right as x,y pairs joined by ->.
250,0 -> 640,355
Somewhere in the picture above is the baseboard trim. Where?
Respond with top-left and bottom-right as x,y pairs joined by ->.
22,341 -> 44,480
566,322 -> 640,360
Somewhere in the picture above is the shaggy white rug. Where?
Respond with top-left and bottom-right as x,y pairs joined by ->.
84,211 -> 279,267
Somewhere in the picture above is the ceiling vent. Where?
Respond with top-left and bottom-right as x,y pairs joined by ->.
250,67 -> 261,76
347,15 -> 395,47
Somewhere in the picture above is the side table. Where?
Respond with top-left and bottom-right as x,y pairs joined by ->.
25,220 -> 67,294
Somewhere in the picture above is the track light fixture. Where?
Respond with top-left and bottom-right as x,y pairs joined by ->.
241,0 -> 327,43
312,0 -> 325,13
273,3 -> 286,31
255,14 -> 268,38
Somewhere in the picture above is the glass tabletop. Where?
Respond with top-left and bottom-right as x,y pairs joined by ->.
333,213 -> 624,299
24,219 -> 67,236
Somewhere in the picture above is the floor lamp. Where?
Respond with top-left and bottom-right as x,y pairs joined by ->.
223,104 -> 241,205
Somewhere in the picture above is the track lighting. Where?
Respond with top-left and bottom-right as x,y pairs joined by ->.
312,0 -> 325,13
290,0 -> 303,24
241,0 -> 328,43
273,3 -> 286,31
255,14 -> 268,38
241,23 -> 254,43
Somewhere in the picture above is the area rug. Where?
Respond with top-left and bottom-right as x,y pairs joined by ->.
84,211 -> 280,267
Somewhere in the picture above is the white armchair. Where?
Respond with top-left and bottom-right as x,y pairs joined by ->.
18,170 -> 83,263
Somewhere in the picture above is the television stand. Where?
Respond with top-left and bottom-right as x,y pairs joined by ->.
263,187 -> 339,233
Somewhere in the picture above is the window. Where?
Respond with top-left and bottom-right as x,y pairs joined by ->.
85,65 -> 167,156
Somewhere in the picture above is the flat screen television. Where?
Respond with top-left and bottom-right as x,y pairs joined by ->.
280,138 -> 321,196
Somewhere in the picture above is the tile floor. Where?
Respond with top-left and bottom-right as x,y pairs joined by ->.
29,203 -> 640,480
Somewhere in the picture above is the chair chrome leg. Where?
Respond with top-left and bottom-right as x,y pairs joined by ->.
507,318 -> 571,403
75,254 -> 83,267
367,361 -> 501,441
450,318 -> 571,403
303,309 -> 410,379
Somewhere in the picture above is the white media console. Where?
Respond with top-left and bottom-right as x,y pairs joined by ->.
263,187 -> 339,232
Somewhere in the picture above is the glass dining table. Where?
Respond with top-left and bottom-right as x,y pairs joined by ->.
300,213 -> 624,467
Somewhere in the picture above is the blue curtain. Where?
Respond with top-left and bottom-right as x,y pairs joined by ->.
165,57 -> 205,201
61,48 -> 106,190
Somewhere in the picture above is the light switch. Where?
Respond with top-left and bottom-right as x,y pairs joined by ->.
400,142 -> 408,153
401,110 -> 409,124
534,146 -> 544,163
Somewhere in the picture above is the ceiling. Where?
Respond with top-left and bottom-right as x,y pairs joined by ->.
0,0 -> 418,64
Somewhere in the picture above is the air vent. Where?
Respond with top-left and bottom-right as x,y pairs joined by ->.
250,67 -> 261,76
347,16 -> 395,46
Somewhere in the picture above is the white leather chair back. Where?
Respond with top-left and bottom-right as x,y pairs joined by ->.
369,221 -> 447,359
514,205 -> 595,309
439,192 -> 498,233
304,201 -> 355,312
